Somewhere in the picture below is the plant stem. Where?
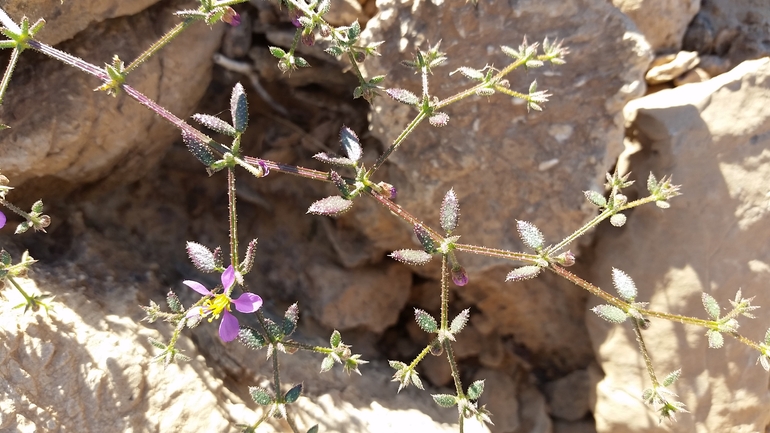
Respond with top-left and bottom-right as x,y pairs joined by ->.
126,19 -> 194,73
440,255 -> 449,330
7,275 -> 33,304
367,111 -> 427,175
0,47 -> 21,105
227,167 -> 240,282
632,319 -> 659,387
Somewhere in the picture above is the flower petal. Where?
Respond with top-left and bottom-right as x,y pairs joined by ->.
183,280 -> 211,296
186,306 -> 205,318
233,293 -> 263,313
219,310 -> 240,342
221,265 -> 236,291
0,211 -> 5,229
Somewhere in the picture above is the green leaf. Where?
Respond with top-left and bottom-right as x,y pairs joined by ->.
249,386 -> 273,405
283,303 -> 299,336
432,394 -> 457,408
662,369 -> 681,387
242,238 -> 259,274
307,196 -> 354,217
505,265 -> 542,282
181,130 -> 216,167
389,249 -> 433,266
611,268 -> 637,302
0,250 -> 11,266
325,46 -> 344,57
238,326 -> 267,350
584,190 -> 607,207
230,83 -> 249,133
166,291 -> 183,313
313,152 -> 356,168
347,20 -> 361,42
339,126 -> 362,162
440,188 -> 460,233
329,171 -> 351,198
414,308 -> 438,333
467,379 -> 485,401
451,66 -> 485,80
307,426 -> 319,433
385,88 -> 419,105
591,304 -> 627,323
320,355 -> 335,373
330,330 -> 342,348
414,224 -> 437,254
191,113 -> 237,137
647,172 -> 658,194
284,383 -> 303,403
706,329 -> 724,348
765,328 -> 770,345
269,46 -> 286,58
186,241 -> 217,273
702,293 -> 721,320
263,318 -> 284,341
450,308 -> 470,334
516,220 -> 545,250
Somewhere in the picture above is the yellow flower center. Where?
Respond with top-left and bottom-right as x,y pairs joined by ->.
203,293 -> 232,321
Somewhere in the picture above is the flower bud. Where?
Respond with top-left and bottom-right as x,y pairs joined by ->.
377,181 -> 397,200
301,31 -> 315,47
555,250 -> 575,267
451,265 -> 469,286
221,7 -> 241,26
289,9 -> 302,27
614,193 -> 627,207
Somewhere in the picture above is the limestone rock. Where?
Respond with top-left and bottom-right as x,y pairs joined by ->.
0,0 -> 161,46
588,58 -> 770,433
672,67 -> 710,86
0,1 -> 225,197
612,0 -> 700,52
358,0 -> 650,375
683,0 -> 770,65
544,369 -> 591,421
305,260 -> 412,332
645,51 -> 699,84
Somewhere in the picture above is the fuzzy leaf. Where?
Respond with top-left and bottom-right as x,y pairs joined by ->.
611,268 -> 637,301
389,249 -> 433,266
450,308 -> 470,334
516,220 -> 545,250
647,172 -> 658,194
191,113 -> 237,137
702,293 -> 721,320
307,426 -> 319,433
505,265 -> 542,282
339,126 -> 362,162
329,170 -> 351,197
592,304 -> 627,323
584,190 -> 607,207
428,112 -> 449,127
440,188 -> 460,234
414,308 -> 438,333
320,355 -> 335,373
475,87 -> 495,96
283,303 -> 299,336
313,152 -> 356,167
166,291 -> 183,313
330,330 -> 342,348
307,196 -> 353,216
432,394 -> 457,408
662,369 -> 681,387
452,66 -> 485,80
610,213 -> 627,227
269,46 -> 286,58
385,88 -> 419,105
414,224 -> 437,253
186,241 -> 217,273
239,326 -> 267,350
765,328 -> 770,345
249,386 -> 273,405
181,131 -> 216,166
230,83 -> 249,133
242,238 -> 259,274
347,20 -> 361,41
284,383 -> 303,403
0,250 -> 11,266
707,329 -> 724,348
467,379 -> 485,401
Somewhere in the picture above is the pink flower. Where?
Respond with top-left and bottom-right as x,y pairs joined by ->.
184,265 -> 262,342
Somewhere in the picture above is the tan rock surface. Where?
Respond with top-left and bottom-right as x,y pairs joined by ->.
588,58 -> 770,433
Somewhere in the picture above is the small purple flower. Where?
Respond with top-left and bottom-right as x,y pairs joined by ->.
221,7 -> 241,27
184,265 -> 262,342
0,211 -> 5,229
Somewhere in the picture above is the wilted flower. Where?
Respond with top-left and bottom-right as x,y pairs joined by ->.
184,265 -> 262,342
